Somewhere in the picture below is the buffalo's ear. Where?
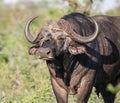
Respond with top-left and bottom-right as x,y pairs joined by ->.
68,45 -> 86,55
29,45 -> 39,55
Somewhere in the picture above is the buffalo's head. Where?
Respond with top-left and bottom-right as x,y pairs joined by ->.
24,16 -> 99,60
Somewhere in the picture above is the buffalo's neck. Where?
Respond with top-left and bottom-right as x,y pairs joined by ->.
62,53 -> 79,86
46,53 -> 77,85
47,52 -> 98,92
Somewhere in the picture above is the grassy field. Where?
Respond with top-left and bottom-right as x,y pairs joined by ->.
0,1 -> 120,103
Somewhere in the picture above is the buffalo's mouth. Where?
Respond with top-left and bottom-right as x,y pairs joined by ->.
39,56 -> 54,60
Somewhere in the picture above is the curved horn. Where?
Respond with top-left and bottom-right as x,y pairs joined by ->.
71,18 -> 99,43
24,16 -> 39,43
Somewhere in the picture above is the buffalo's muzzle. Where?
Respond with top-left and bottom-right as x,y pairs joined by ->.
38,48 -> 54,60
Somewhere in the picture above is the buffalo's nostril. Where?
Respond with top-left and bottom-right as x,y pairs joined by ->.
47,51 -> 51,55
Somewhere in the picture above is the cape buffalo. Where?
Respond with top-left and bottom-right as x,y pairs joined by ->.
24,12 -> 120,103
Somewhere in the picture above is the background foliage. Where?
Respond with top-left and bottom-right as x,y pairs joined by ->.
0,0 -> 120,103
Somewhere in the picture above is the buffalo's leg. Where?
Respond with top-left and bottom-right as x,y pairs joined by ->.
101,91 -> 115,103
77,81 -> 93,103
51,77 -> 68,103
97,84 -> 115,103
77,71 -> 95,103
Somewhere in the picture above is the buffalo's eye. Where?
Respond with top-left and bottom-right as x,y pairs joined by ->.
58,37 -> 64,41
47,33 -> 51,37
42,40 -> 50,47
45,39 -> 51,42
52,29 -> 61,33
57,36 -> 65,41
39,35 -> 44,40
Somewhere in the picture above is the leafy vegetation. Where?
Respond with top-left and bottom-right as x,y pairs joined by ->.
0,0 -> 120,103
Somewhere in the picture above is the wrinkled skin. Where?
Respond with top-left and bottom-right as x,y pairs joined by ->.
25,12 -> 120,103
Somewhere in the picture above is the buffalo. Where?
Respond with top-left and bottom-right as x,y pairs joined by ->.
24,12 -> 120,103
